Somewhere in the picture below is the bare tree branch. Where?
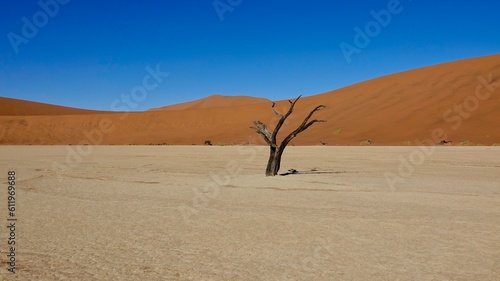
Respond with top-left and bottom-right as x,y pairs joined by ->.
280,105 -> 326,150
296,105 -> 326,132
281,120 -> 326,149
271,95 -> 302,144
271,102 -> 283,118
250,120 -> 273,146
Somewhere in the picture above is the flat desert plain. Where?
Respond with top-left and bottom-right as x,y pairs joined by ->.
1,146 -> 499,281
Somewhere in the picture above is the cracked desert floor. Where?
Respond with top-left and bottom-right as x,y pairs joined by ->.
0,146 -> 499,280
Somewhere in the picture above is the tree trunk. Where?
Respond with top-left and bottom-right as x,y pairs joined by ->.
251,96 -> 326,176
265,146 -> 285,176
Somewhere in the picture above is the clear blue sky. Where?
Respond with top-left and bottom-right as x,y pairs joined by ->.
1,0 -> 499,111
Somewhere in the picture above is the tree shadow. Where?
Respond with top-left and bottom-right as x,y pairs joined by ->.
279,169 -> 353,176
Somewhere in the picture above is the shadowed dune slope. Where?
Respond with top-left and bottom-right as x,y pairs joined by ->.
148,94 -> 270,111
0,97 -> 109,116
1,54 -> 499,145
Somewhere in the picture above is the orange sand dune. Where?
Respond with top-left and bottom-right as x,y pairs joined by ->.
148,94 -> 270,111
0,97 -> 109,116
0,54 -> 499,145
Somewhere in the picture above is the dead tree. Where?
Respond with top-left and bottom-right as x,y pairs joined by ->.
251,95 -> 326,176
